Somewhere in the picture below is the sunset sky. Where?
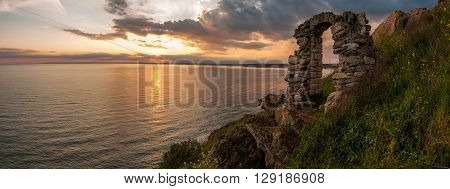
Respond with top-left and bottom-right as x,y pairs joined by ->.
0,0 -> 437,64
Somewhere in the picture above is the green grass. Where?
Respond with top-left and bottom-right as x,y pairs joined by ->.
321,73 -> 335,98
286,6 -> 449,168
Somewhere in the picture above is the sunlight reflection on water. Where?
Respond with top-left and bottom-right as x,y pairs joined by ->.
0,64 -> 333,168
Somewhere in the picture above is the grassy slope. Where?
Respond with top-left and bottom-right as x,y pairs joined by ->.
160,5 -> 449,169
286,5 -> 449,168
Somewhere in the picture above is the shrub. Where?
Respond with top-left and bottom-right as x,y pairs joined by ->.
159,139 -> 202,169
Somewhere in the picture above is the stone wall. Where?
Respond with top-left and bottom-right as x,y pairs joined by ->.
285,12 -> 375,111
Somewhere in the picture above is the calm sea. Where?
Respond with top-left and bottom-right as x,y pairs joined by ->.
0,64 -> 333,168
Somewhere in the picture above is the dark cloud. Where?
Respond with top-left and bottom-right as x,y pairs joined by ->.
138,43 -> 167,49
64,29 -> 126,40
0,48 -> 34,56
198,0 -> 326,41
66,0 -> 437,51
326,0 -> 437,21
104,0 -> 129,16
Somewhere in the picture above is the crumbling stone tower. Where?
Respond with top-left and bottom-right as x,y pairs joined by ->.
285,12 -> 376,111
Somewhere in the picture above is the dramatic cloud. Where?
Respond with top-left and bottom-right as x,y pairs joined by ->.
104,0 -> 129,16
65,0 -> 437,52
66,17 -> 270,51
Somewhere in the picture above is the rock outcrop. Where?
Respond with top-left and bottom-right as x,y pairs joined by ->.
246,123 -> 298,168
372,11 -> 410,40
372,8 -> 434,40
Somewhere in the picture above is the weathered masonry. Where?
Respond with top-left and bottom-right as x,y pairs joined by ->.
285,12 -> 376,111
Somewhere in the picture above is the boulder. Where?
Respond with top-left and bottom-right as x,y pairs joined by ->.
372,11 -> 409,40
372,8 -> 433,40
407,8 -> 433,28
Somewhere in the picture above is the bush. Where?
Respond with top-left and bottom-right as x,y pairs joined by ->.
159,139 -> 202,169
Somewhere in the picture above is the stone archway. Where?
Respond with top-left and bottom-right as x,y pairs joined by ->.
285,12 -> 376,111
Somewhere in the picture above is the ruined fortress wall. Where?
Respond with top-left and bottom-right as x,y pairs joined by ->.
285,12 -> 376,111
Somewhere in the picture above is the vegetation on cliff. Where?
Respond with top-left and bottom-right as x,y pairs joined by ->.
159,114 -> 272,169
160,3 -> 449,169
287,4 -> 449,168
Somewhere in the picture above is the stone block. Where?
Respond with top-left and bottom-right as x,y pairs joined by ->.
343,43 -> 360,51
359,25 -> 370,35
343,11 -> 356,23
364,56 -> 376,65
314,89 -> 322,94
299,50 -> 310,56
313,44 -> 323,49
299,59 -> 309,65
311,48 -> 322,53
333,40 -> 345,48
333,47 -> 345,54
354,72 -> 365,77
309,84 -> 320,90
297,37 -> 309,47
310,36 -> 320,44
333,72 -> 349,79
340,55 -> 364,65
364,65 -> 373,71
331,22 -> 346,34
349,37 -> 369,45
346,67 -> 356,72
346,82 -> 357,87
311,66 -> 323,72
334,84 -> 344,91
356,13 -> 368,25
309,89 -> 321,95
312,53 -> 322,60
288,55 -> 299,65
334,28 -> 350,39
310,71 -> 321,78
347,77 -> 360,83
294,95 -> 302,102
323,12 -> 336,23
309,78 -> 321,84
310,61 -> 321,67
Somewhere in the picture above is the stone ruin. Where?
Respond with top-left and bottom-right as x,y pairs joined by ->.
285,12 -> 376,111
253,12 -> 376,167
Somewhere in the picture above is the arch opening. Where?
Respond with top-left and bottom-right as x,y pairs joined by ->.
322,28 -> 339,65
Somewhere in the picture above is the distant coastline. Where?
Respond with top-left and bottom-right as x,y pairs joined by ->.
8,62 -> 339,69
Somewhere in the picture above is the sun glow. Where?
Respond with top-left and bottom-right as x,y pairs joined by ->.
115,33 -> 199,56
